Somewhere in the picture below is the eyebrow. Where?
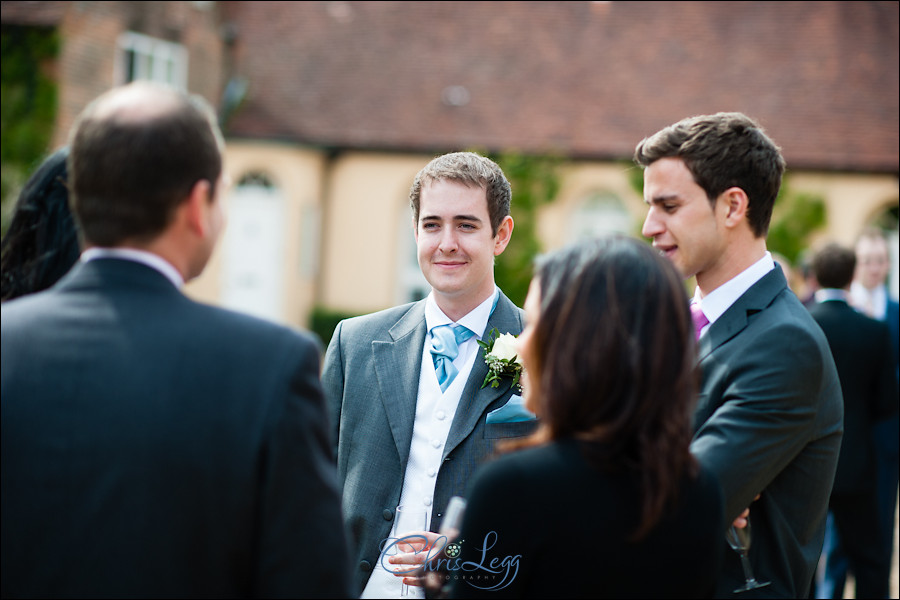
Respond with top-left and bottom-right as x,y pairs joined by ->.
644,194 -> 680,206
421,214 -> 484,223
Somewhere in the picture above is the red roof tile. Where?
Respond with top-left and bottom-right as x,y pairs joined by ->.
222,1 -> 899,173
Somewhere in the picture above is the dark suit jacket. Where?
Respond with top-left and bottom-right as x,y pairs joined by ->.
0,258 -> 351,599
887,296 -> 899,381
448,439 -> 724,599
808,298 -> 897,494
690,267 -> 843,598
321,292 -> 530,594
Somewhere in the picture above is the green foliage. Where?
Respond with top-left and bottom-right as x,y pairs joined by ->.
767,178 -> 827,266
308,305 -> 361,349
1,26 -> 60,235
488,151 -> 563,307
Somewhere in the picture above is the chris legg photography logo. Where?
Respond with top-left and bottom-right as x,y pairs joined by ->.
380,531 -> 520,591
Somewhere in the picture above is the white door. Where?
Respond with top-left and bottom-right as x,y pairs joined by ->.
221,183 -> 285,323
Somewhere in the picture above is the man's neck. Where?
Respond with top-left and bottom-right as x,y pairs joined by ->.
697,238 -> 767,297
434,287 -> 497,323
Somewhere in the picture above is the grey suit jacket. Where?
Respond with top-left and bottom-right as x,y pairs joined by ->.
321,292 -> 530,594
691,266 -> 843,598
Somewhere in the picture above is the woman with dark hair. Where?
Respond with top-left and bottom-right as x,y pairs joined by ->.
441,235 -> 724,598
1,148 -> 80,302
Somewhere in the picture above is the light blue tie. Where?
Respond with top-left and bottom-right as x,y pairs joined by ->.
430,324 -> 475,392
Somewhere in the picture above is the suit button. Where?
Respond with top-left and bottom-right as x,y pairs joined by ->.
360,560 -> 372,572
383,508 -> 394,520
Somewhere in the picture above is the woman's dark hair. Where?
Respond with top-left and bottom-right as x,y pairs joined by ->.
1,148 -> 80,301
514,235 -> 699,540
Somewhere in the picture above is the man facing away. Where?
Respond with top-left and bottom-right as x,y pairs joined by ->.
0,81 -> 351,598
322,152 -> 536,597
852,227 -> 900,590
635,112 -> 843,598
808,243 -> 896,599
819,227 -> 900,598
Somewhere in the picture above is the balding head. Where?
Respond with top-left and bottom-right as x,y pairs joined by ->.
69,81 -> 223,247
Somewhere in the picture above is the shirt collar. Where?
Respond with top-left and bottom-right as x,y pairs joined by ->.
425,287 -> 499,339
81,247 -> 184,289
814,288 -> 849,303
693,252 -> 775,325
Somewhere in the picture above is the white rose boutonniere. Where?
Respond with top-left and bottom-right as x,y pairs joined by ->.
478,328 -> 524,391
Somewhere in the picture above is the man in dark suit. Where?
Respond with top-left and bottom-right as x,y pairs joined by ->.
0,82 -> 351,598
322,152 -> 534,597
820,228 -> 900,598
635,112 -> 843,598
808,243 -> 896,598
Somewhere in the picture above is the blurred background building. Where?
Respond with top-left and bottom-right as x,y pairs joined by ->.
2,0 -> 898,343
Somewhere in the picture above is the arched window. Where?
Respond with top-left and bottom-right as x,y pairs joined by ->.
568,191 -> 633,240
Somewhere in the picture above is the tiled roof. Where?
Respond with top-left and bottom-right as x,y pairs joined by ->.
1,1 -> 67,27
222,1 -> 899,173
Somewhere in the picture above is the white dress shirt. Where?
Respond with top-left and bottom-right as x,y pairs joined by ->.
81,247 -> 184,289
692,252 -> 776,338
362,288 -> 498,599
849,281 -> 887,321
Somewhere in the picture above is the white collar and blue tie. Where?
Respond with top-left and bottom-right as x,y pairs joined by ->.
425,290 -> 500,392
430,324 -> 475,392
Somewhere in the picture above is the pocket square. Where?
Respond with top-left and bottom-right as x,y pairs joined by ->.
486,394 -> 537,424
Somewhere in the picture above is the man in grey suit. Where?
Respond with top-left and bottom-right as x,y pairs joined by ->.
322,152 -> 534,597
635,113 -> 843,598
1,82 -> 351,598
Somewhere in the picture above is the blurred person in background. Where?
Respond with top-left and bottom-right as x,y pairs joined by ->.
809,243 -> 896,599
820,228 -> 900,598
1,147 -> 80,302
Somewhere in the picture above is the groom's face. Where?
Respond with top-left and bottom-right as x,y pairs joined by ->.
415,179 -> 511,307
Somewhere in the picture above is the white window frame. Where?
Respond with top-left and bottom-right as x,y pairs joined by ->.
115,31 -> 188,89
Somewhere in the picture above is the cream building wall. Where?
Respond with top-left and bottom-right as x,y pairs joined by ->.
185,141 -> 325,330
186,144 -> 900,326
318,152 -> 431,314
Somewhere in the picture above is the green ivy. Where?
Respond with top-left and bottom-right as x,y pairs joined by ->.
1,25 -> 60,236
766,178 -> 827,266
308,305 -> 361,350
489,151 -> 563,307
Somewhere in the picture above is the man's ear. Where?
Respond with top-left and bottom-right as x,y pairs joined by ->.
185,180 -> 212,237
493,215 -> 515,256
720,187 -> 749,229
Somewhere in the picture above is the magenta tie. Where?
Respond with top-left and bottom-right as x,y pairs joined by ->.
691,303 -> 709,340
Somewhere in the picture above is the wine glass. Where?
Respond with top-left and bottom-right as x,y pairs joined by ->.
439,496 -> 466,539
395,505 -> 429,597
725,517 -> 771,593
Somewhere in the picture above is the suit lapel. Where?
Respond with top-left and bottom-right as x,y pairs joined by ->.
373,301 -> 427,466
698,266 -> 787,362
443,292 -> 523,458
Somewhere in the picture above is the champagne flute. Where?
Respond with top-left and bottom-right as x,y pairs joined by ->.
395,505 -> 429,597
725,517 -> 771,593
